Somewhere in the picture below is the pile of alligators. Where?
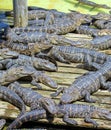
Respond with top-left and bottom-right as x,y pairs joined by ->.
1,5 -> 111,129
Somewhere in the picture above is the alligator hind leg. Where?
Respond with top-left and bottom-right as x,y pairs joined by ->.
82,91 -> 96,103
31,80 -> 42,89
100,76 -> 111,91
84,113 -> 98,128
60,109 -> 77,125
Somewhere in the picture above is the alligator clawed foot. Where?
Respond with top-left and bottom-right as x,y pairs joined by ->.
31,80 -> 42,89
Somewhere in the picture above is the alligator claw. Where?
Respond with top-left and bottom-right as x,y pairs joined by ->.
31,80 -> 42,89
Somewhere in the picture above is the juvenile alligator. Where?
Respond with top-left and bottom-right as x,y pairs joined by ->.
28,10 -> 55,26
0,48 -> 19,60
11,13 -> 85,35
0,119 -> 6,130
6,29 -> 84,46
7,103 -> 111,129
1,40 -> 52,55
0,54 -> 57,72
0,48 -> 19,69
0,65 -> 57,89
51,61 -> 111,104
47,45 -> 109,69
8,81 -> 57,114
92,12 -> 111,20
82,35 -> 111,50
76,0 -> 111,10
76,25 -> 108,37
0,86 -> 26,117
93,19 -> 107,29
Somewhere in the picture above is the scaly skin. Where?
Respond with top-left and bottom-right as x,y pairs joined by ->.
7,30 -> 83,46
0,65 -> 34,86
83,35 -> 111,50
1,40 -> 52,55
51,61 -> 111,104
0,54 -> 58,72
76,25 -> 102,37
0,65 -> 57,89
92,13 -> 111,20
0,48 -> 19,69
0,119 -> 6,130
47,45 -> 109,70
8,81 -> 57,114
7,103 -> 111,129
1,40 -> 31,55
0,48 -> 19,60
0,86 -> 26,117
93,19 -> 107,29
11,13 -> 85,35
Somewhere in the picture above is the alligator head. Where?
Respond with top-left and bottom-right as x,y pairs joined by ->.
9,65 -> 35,78
34,71 -> 58,89
60,88 -> 81,104
33,57 -> 57,72
0,48 -> 19,59
39,97 -> 58,114
94,108 -> 111,120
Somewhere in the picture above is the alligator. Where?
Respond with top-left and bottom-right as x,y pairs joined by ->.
28,8 -> 66,19
10,13 -> 85,35
75,25 -> 108,37
0,119 -> 6,130
0,65 -> 57,89
93,19 -> 107,29
0,54 -> 58,72
81,35 -> 111,50
8,81 -> 57,114
51,60 -> 111,104
92,12 -> 111,20
1,40 -> 52,55
0,48 -> 19,69
6,29 -> 84,46
7,31 -> 82,46
47,45 -> 109,70
0,86 -> 26,117
76,0 -> 111,10
0,48 -> 19,60
7,103 -> 111,129
28,10 -> 55,26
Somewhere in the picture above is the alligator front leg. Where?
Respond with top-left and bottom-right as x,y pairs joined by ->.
31,79 -> 42,89
100,76 -> 111,91
85,55 -> 101,70
60,109 -> 77,125
84,113 -> 98,128
32,71 -> 58,89
50,87 -> 65,97
82,90 -> 96,103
